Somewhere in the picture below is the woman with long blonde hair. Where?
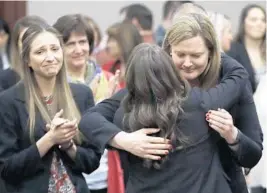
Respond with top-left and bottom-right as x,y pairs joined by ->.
0,24 -> 100,193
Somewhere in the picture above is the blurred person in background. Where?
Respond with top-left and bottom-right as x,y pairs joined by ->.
172,1 -> 207,21
155,0 -> 193,47
84,16 -> 102,49
99,3 -> 154,74
53,14 -> 95,85
227,4 -> 266,93
120,3 -> 154,44
0,18 -> 10,70
83,15 -> 120,101
208,11 -> 233,52
104,22 -> 143,88
0,15 -> 48,92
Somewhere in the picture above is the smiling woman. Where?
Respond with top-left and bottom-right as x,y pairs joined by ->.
0,24 -> 100,193
53,14 -> 95,85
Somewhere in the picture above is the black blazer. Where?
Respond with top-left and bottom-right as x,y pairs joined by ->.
0,82 -> 101,193
227,41 -> 257,93
0,68 -> 20,92
217,54 -> 263,193
79,54 -> 251,193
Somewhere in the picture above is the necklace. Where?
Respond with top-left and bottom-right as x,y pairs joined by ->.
42,95 -> 54,116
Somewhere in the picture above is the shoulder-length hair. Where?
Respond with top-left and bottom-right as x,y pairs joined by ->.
163,13 -> 221,89
53,14 -> 95,55
21,24 -> 82,144
123,43 -> 189,169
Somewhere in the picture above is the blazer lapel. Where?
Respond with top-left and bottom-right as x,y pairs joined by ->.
14,82 -> 47,139
14,82 -> 79,140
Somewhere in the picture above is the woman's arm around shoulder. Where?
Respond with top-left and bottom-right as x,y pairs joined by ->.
193,54 -> 249,111
79,89 -> 127,150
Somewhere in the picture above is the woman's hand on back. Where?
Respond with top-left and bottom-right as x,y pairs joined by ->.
111,128 -> 172,160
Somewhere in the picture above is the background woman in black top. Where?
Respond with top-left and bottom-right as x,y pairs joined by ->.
227,4 -> 266,93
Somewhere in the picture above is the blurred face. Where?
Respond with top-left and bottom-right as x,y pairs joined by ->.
106,37 -> 121,60
171,35 -> 210,83
244,7 -> 266,40
18,27 -> 28,52
0,30 -> 8,49
64,32 -> 90,69
221,19 -> 233,52
28,31 -> 63,79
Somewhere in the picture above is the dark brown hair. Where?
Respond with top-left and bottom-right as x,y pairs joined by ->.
53,14 -> 95,54
123,43 -> 189,169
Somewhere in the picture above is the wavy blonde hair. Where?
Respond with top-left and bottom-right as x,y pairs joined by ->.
21,25 -> 82,144
163,13 -> 221,89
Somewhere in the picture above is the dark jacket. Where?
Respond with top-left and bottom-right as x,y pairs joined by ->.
0,82 -> 101,193
0,68 -> 20,92
227,41 -> 257,93
79,54 -> 259,193
218,54 -> 263,193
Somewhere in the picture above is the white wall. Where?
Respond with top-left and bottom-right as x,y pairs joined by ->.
27,1 -> 266,35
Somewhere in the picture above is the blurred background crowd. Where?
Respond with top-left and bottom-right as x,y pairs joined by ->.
0,1 -> 266,193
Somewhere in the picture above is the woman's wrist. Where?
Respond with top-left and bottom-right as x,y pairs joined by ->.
226,127 -> 239,145
110,131 -> 129,150
59,140 -> 74,151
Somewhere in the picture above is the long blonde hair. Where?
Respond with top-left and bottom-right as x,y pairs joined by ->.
163,13 -> 221,89
21,25 -> 82,144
